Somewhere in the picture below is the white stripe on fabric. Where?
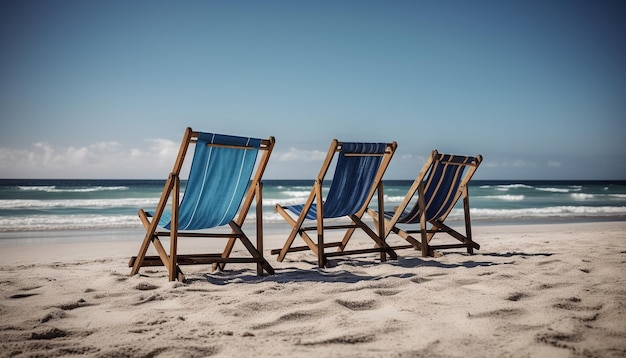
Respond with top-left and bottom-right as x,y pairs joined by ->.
216,137 -> 252,225
182,133 -> 215,230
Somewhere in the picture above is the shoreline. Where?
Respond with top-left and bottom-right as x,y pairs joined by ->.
1,215 -> 624,241
0,220 -> 624,265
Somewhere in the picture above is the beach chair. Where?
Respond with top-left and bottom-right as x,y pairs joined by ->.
271,140 -> 398,267
129,127 -> 275,281
368,149 -> 482,257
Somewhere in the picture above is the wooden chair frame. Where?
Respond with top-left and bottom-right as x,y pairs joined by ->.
369,149 -> 482,258
129,127 -> 275,281
271,139 -> 398,267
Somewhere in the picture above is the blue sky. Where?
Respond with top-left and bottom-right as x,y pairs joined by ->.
1,0 -> 624,180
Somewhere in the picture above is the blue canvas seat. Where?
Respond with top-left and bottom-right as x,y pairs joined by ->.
368,150 -> 483,257
130,128 -> 275,281
271,140 -> 398,267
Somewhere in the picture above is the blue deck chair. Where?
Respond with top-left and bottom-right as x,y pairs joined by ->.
368,149 -> 482,257
271,139 -> 398,267
129,127 -> 275,281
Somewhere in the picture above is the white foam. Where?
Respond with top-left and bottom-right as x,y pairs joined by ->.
463,206 -> 626,220
481,195 -> 525,201
0,198 -> 160,210
571,193 -> 595,200
17,185 -> 129,193
536,187 -> 571,193
496,184 -> 533,191
17,185 -> 56,191
263,198 -> 307,206
383,195 -> 411,204
0,215 -> 140,232
282,190 -> 311,198
2,205 -> 625,232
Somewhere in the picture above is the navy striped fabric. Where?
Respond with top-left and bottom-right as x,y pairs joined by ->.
285,142 -> 387,220
158,132 -> 261,230
389,154 -> 475,223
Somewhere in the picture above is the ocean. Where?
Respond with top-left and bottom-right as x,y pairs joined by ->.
1,179 -> 625,240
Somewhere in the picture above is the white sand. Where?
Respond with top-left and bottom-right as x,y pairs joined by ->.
1,221 -> 625,357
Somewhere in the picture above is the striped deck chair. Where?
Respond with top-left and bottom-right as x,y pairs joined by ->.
271,139 -> 398,267
129,127 -> 275,281
369,149 -> 483,257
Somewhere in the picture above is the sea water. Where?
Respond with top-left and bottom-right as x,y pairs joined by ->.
0,179 -> 625,238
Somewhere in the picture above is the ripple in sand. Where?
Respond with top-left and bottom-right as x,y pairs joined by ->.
134,282 -> 159,291
553,297 -> 603,312
40,309 -> 67,323
56,299 -> 91,311
536,259 -> 562,266
9,293 -> 38,299
335,299 -> 378,311
455,278 -> 480,286
410,277 -> 432,284
299,333 -> 376,345
133,294 -> 164,306
468,308 -> 525,319
374,289 -> 400,296
506,292 -> 530,302
30,328 -> 68,340
137,345 -> 220,357
535,331 -> 582,349
251,310 -> 319,330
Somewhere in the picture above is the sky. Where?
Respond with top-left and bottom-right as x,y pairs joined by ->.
1,0 -> 625,180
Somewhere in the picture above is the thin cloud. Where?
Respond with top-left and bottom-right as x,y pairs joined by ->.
399,153 -> 427,163
274,147 -> 327,162
0,139 -> 180,178
483,160 -> 538,168
486,159 -> 562,169
512,160 -> 536,168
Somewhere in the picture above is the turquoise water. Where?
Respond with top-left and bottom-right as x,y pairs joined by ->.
0,179 -> 625,235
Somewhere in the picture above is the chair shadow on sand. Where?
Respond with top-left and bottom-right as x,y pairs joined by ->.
481,251 -> 554,258
184,250 -> 540,285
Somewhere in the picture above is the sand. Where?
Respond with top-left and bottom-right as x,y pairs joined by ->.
1,221 -> 625,357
